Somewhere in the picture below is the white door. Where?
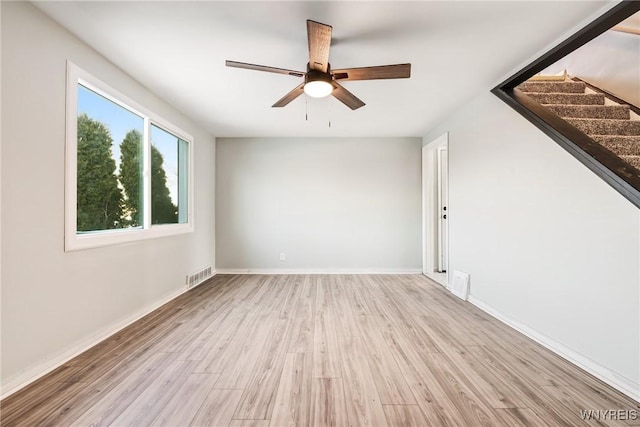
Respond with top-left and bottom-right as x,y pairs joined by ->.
437,147 -> 448,273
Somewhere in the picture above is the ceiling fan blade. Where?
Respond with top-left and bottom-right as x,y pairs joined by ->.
272,83 -> 305,108
226,60 -> 305,77
332,82 -> 365,110
307,20 -> 332,72
333,64 -> 411,81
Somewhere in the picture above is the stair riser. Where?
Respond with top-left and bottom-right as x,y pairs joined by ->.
518,81 -> 586,93
527,93 -> 605,105
595,141 -> 640,156
547,105 -> 630,120
566,119 -> 640,136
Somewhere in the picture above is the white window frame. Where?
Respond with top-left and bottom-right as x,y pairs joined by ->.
65,61 -> 194,251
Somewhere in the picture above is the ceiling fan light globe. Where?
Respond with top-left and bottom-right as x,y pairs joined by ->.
304,81 -> 333,98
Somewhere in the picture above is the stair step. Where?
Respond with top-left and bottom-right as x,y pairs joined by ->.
591,136 -> 640,156
525,92 -> 605,105
621,156 -> 640,170
518,81 -> 586,93
546,104 -> 630,120
566,118 -> 640,136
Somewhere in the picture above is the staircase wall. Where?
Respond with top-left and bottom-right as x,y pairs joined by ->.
423,90 -> 640,400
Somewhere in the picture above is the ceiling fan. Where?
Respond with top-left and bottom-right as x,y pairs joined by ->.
226,20 -> 411,110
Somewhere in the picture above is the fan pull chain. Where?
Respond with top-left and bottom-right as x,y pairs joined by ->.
305,98 -> 308,121
328,97 -> 332,128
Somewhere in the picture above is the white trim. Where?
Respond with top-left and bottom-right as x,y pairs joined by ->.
215,268 -> 423,275
143,115 -> 152,229
65,61 -> 195,252
468,295 -> 640,403
0,283 -> 196,400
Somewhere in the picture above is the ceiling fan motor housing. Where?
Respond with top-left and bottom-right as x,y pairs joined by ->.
305,63 -> 333,86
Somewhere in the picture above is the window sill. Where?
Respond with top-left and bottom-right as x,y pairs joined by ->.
65,223 -> 194,252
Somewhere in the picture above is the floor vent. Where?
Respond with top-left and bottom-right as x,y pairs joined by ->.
186,266 -> 213,289
450,271 -> 470,300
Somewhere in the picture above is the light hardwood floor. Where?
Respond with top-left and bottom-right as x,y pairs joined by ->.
1,274 -> 638,426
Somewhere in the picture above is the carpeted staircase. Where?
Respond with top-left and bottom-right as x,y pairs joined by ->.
517,77 -> 640,170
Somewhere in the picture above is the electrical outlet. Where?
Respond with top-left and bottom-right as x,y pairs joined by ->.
279,252 -> 286,261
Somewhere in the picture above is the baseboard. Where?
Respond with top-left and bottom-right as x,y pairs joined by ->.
215,268 -> 423,275
0,285 -> 191,400
468,295 -> 640,403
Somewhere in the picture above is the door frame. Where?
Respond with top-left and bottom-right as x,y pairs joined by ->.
422,132 -> 449,286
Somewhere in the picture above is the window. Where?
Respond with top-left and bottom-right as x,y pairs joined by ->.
66,61 -> 193,251
150,124 -> 189,225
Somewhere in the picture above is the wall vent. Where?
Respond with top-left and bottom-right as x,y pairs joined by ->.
186,266 -> 213,289
450,271 -> 470,300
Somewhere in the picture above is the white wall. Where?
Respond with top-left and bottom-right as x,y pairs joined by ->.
424,91 -> 640,399
1,2 -> 215,395
216,137 -> 421,272
543,29 -> 640,106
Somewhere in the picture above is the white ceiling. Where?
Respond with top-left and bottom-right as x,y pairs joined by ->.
33,1 -> 613,137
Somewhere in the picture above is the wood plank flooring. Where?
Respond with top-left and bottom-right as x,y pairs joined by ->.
1,274 -> 638,426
